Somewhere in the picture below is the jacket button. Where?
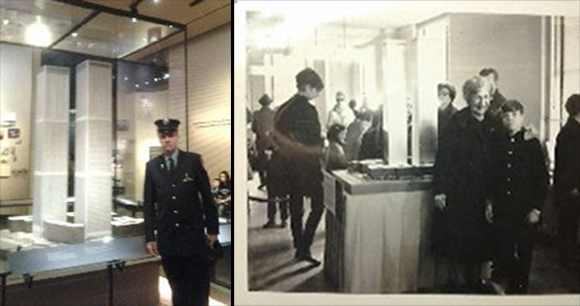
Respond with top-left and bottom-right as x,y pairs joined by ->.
174,210 -> 178,214
507,177 -> 511,182
508,151 -> 513,155
507,163 -> 512,168
172,184 -> 176,188
507,191 -> 511,195
510,138 -> 515,143
175,223 -> 180,227
172,196 -> 176,200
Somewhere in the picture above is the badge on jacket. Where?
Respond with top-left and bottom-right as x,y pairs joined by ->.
183,172 -> 194,182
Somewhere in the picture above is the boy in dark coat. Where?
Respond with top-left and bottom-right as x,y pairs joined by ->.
490,100 -> 549,294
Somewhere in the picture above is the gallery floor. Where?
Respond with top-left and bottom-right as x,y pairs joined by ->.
246,174 -> 579,294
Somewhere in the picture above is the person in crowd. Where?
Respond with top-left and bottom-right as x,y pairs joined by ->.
437,83 -> 459,142
212,177 -> 231,220
479,68 -> 507,130
270,67 -> 326,266
219,171 -> 231,191
327,91 -> 355,130
252,94 -> 276,190
553,93 -> 580,273
358,106 -> 388,161
143,118 -> 218,306
432,76 -> 496,293
348,99 -> 360,118
325,123 -> 349,170
489,100 -> 549,294
211,178 -> 221,198
344,111 -> 373,161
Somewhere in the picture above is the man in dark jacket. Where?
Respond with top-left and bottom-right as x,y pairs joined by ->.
554,94 -> 580,272
480,68 -> 507,132
490,100 -> 549,294
143,118 -> 219,306
252,94 -> 276,189
270,68 -> 325,266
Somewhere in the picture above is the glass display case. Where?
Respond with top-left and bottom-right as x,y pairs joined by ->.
0,0 -> 231,299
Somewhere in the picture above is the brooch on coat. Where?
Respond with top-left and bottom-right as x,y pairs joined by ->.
183,172 -> 194,182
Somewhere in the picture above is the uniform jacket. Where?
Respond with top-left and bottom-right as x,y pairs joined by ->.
490,129 -> 549,225
554,117 -> 580,205
143,150 -> 219,257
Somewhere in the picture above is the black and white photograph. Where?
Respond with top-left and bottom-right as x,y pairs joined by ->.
234,0 -> 580,304
1,1 -> 231,305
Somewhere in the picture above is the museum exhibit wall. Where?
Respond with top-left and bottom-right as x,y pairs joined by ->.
0,43 -> 33,202
169,24 -> 232,180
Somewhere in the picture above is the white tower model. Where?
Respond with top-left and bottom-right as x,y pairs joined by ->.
74,60 -> 112,239
32,66 -> 71,237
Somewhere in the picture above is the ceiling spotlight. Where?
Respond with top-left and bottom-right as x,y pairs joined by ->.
124,77 -> 129,81
2,19 -> 9,26
71,32 -> 78,37
135,84 -> 140,88
132,17 -> 137,23
169,25 -> 173,28
163,73 -> 170,79
145,81 -> 149,85
153,0 -> 162,4
25,20 -> 52,47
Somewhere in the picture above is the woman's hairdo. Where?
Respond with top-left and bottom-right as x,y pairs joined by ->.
462,76 -> 491,103
327,123 -> 346,143
437,83 -> 457,102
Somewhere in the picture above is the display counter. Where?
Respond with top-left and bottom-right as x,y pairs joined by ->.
323,169 -> 436,293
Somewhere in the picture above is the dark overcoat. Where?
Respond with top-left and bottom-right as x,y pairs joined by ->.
433,107 -> 495,262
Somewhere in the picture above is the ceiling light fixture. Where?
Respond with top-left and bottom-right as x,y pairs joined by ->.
25,17 -> 52,47
2,19 -> 9,26
132,17 -> 137,23
71,32 -> 78,37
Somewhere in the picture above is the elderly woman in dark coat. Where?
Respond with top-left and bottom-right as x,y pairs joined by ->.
432,76 -> 495,293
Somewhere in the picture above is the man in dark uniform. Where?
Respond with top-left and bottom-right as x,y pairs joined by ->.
554,94 -> 580,273
143,118 -> 219,306
270,68 -> 325,266
489,100 -> 549,294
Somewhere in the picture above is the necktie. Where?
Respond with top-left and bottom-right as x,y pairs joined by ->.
168,157 -> 174,173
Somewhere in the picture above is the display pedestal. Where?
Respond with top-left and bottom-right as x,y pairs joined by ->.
324,170 -> 436,293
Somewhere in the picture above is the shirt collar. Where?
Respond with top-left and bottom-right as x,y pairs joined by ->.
165,150 -> 179,162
